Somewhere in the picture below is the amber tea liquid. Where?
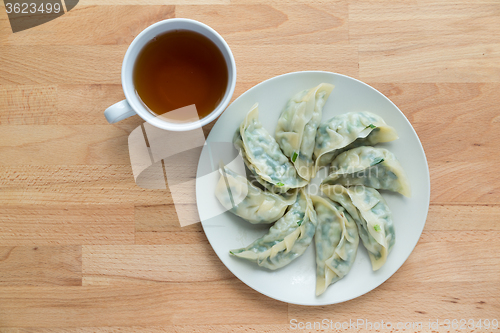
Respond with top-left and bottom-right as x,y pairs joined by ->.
133,30 -> 229,122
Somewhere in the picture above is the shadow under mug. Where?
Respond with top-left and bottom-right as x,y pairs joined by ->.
104,18 -> 237,131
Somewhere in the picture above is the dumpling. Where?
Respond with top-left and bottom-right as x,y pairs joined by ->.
233,103 -> 308,192
322,146 -> 411,197
276,83 -> 335,181
231,141 -> 294,195
230,188 -> 317,270
243,162 -> 299,200
215,164 -> 297,224
311,195 -> 359,296
314,111 -> 398,168
322,184 -> 395,271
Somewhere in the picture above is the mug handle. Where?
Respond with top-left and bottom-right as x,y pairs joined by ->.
104,100 -> 137,124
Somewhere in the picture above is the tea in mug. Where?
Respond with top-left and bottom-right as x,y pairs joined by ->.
133,30 -> 229,122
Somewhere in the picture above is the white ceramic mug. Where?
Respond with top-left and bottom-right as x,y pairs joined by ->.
104,18 -> 237,131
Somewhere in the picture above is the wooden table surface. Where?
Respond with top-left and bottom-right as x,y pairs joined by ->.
1,1 -> 499,332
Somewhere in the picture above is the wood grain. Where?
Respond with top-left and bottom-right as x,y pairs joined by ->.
0,165 -> 170,205
58,85 -> 125,125
0,44 -> 357,84
370,83 -> 500,204
395,241 -> 500,282
232,43 -> 359,84
0,282 -> 288,327
0,6 -> 175,46
0,46 -> 125,85
429,162 -> 500,204
135,204 -> 206,244
288,282 -> 499,325
0,246 -> 81,286
0,205 -> 134,245
352,2 -> 500,82
82,244 -> 232,284
359,44 -> 500,83
78,0 -> 230,5
426,204 -> 500,231
1,1 -> 500,331
350,3 -> 500,47
0,85 -> 57,125
134,231 -> 207,245
0,125 -> 132,165
0,326 -> 321,333
176,3 -> 349,45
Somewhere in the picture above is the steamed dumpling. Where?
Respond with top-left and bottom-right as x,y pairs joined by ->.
276,83 -> 334,181
314,112 -> 398,168
215,164 -> 297,224
230,188 -> 317,270
323,146 -> 411,197
312,195 -> 359,296
233,103 -> 308,192
322,184 -> 395,271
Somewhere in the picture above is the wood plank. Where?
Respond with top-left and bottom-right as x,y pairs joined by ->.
149,327 -> 289,333
232,43 -> 359,84
0,125 -> 132,165
0,85 -> 57,125
56,82 -> 500,143
0,43 -> 358,85
420,230 -> 500,243
359,43 -> 500,83
0,0 -> 228,6
430,161 -> 500,204
0,205 -> 134,245
370,84 -> 500,204
0,281 -> 288,327
351,3 -> 500,82
409,114 -> 498,164
135,204 -> 206,245
5,321 -> 500,333
0,246 -> 81,286
288,282 -> 499,324
369,83 -> 500,203
82,244 -> 231,284
2,326 -> 289,333
135,205 -> 198,232
0,84 -> 142,126
0,165 -> 170,205
176,3 -> 349,45
395,241 -> 500,283
134,199 -> 500,242
20,159 -> 484,207
0,6 -> 175,46
426,204 -> 500,230
350,3 -> 500,47
230,0 -> 349,3
370,83 -> 500,130
1,4 -> 348,45
57,83 -> 210,126
135,231 -> 208,245
19,325 -> 491,333
57,85 -> 126,125
0,329 -> 19,333
78,0 -> 229,4
0,46 -> 126,85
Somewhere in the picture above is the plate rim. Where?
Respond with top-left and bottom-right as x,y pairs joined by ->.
196,70 -> 431,306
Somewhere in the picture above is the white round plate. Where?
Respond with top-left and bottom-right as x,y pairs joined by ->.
196,71 -> 430,305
